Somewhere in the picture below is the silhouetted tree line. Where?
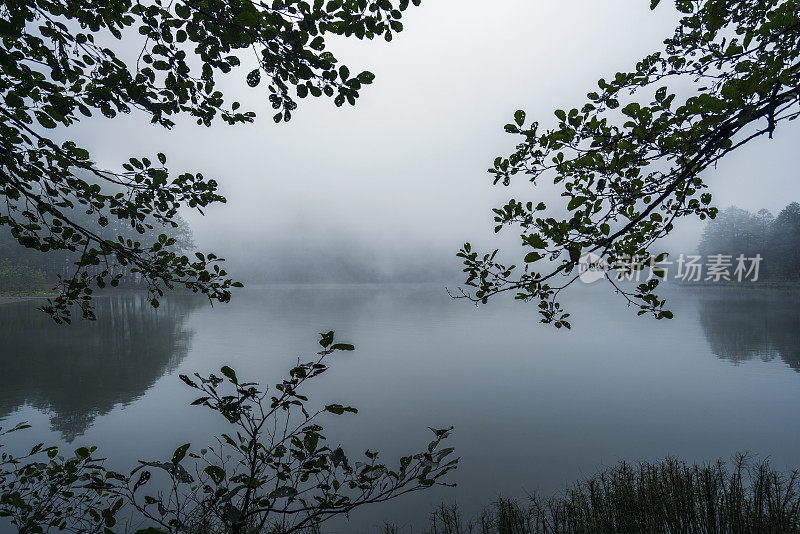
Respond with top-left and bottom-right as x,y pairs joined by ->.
0,210 -> 194,292
698,202 -> 800,281
0,260 -> 48,293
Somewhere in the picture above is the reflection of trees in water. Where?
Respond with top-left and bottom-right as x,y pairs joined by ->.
0,294 -> 202,441
699,292 -> 800,371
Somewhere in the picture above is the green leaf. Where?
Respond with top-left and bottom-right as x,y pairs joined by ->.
310,36 -> 325,50
326,404 -> 344,415
172,443 -> 190,464
204,465 -> 226,485
325,404 -> 354,415
179,374 -> 198,388
36,113 -> 57,129
357,71 -> 376,84
304,432 -> 319,451
567,197 -> 587,211
246,69 -> 261,87
319,331 -> 335,348
568,244 -> 582,263
220,366 -> 237,383
526,234 -> 547,249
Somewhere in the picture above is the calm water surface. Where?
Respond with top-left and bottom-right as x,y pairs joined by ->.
1,284 -> 799,532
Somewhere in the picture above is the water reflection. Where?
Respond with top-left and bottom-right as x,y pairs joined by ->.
0,295 -> 200,441
699,290 -> 800,371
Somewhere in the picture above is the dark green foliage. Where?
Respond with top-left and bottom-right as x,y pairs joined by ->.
0,0 -> 419,322
0,333 -> 458,533
0,423 -> 122,533
421,456 -> 800,534
458,0 -> 800,325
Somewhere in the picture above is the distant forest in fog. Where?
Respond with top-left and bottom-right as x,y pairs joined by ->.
0,211 -> 195,293
698,202 -> 800,281
8,202 -> 800,291
216,237 -> 460,284
0,218 -> 460,291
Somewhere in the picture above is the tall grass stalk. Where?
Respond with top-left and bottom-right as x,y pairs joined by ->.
422,455 -> 800,534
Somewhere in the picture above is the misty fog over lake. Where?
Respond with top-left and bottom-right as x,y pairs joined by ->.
3,0 -> 800,531
2,284 -> 800,532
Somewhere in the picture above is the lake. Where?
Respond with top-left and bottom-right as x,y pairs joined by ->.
1,284 -> 800,532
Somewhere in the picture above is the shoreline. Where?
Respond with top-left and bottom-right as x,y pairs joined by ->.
3,280 -> 799,306
0,295 -> 51,306
673,280 -> 800,291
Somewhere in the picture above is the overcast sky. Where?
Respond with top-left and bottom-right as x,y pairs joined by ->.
66,0 -> 800,279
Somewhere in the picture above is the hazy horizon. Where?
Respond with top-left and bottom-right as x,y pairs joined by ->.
50,0 -> 800,284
